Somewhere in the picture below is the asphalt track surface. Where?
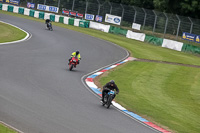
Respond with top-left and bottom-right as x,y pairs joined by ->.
0,14 -> 157,133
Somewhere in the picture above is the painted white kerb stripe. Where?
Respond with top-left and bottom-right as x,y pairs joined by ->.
0,20 -> 30,45
0,121 -> 24,133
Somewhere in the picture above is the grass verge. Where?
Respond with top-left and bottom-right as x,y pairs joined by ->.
1,10 -> 200,133
99,61 -> 200,133
0,122 -> 17,133
0,21 -> 27,43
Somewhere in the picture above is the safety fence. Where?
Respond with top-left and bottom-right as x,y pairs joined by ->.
17,0 -> 200,42
1,3 -> 200,55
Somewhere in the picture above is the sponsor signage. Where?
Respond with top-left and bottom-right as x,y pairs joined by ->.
0,0 -> 4,2
76,13 -> 83,18
27,2 -> 35,9
5,0 -> 20,5
132,23 -> 141,30
95,15 -> 103,22
62,10 -> 69,15
37,4 -> 59,13
69,11 -> 76,17
182,32 -> 200,43
85,14 -> 94,20
105,14 -> 121,25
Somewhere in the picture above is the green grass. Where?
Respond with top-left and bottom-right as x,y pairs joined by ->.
0,123 -> 17,133
0,21 -> 27,43
1,10 -> 200,133
100,62 -> 200,133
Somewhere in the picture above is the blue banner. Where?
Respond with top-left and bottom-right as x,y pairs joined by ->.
85,14 -> 94,20
95,15 -> 103,22
182,32 -> 200,43
27,2 -> 35,9
5,0 -> 20,5
0,0 -> 4,2
37,4 -> 59,13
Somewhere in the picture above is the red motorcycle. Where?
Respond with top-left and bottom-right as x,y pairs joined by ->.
69,56 -> 79,71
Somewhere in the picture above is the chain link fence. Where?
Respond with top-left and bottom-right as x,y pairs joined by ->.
20,0 -> 200,43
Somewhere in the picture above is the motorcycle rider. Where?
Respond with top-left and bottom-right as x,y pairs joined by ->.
68,50 -> 81,65
45,19 -> 51,29
101,80 -> 119,103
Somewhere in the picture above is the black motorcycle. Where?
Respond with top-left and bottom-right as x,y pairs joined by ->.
47,22 -> 53,31
102,90 -> 115,109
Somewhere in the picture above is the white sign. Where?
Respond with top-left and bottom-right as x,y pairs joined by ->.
105,14 -> 121,25
85,14 -> 94,20
132,23 -> 141,30
37,4 -> 59,13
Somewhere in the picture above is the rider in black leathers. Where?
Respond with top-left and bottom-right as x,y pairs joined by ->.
45,19 -> 51,29
101,80 -> 119,103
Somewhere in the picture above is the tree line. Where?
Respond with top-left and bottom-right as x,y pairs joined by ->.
109,0 -> 200,19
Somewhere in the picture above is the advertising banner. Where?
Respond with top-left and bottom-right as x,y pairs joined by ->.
37,4 -> 59,13
105,14 -> 121,25
62,10 -> 69,15
182,32 -> 200,43
76,13 -> 83,18
85,13 -> 94,20
196,35 -> 200,43
0,0 -> 4,2
132,23 -> 141,30
27,2 -> 35,9
69,11 -> 76,17
95,15 -> 103,22
5,0 -> 20,5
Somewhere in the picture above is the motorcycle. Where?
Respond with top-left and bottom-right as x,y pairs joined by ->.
69,56 -> 79,71
102,90 -> 115,109
47,22 -> 53,31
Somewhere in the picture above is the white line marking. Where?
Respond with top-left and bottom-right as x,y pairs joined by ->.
0,20 -> 31,45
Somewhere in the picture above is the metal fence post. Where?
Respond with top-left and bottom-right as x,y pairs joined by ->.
97,0 -> 100,15
120,4 -> 124,21
176,14 -> 181,39
85,0 -> 88,14
58,0 -> 60,8
72,0 -> 75,11
132,6 -> 137,23
108,2 -> 112,14
163,13 -> 168,38
152,10 -> 157,34
142,8 -> 147,31
188,17 -> 193,34
44,0 -> 46,5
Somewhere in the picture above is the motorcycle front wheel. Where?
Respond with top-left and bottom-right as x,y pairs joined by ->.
69,64 -> 74,71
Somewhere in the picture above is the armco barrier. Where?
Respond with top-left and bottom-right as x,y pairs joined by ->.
63,17 -> 69,24
145,35 -> 163,46
24,8 -> 30,16
18,7 -> 24,14
50,14 -> 55,22
68,18 -> 74,25
0,3 -> 2,10
162,39 -> 183,51
13,6 -> 19,13
109,26 -> 128,36
8,5 -> 13,12
29,9 -> 35,17
59,16 -> 64,23
126,30 -> 145,42
181,44 -> 200,54
89,21 -> 110,33
39,12 -> 44,19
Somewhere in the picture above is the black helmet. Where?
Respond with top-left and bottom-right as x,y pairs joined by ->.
110,80 -> 115,84
76,50 -> 79,55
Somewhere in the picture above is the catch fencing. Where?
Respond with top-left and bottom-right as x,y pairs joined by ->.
19,0 -> 200,41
